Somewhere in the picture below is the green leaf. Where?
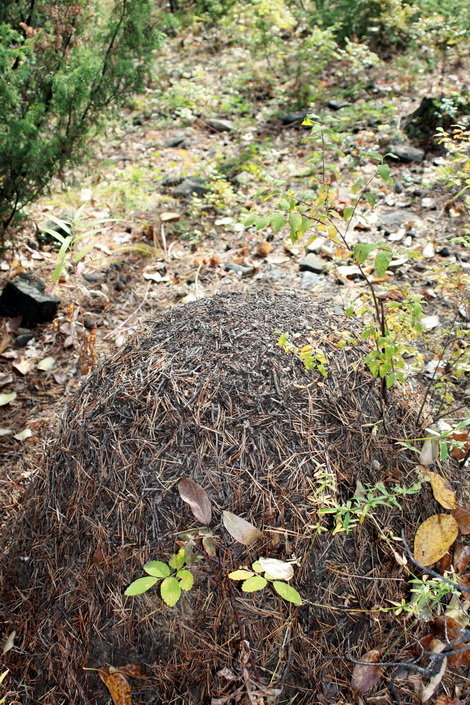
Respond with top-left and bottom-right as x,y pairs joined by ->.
169,549 -> 186,570
256,215 -> 271,231
242,575 -> 268,592
251,561 -> 262,573
143,561 -> 171,578
353,242 -> 376,264
124,576 -> 158,596
228,570 -> 255,580
289,212 -> 303,233
272,581 -> 303,605
244,214 -> 258,227
176,569 -> 194,591
160,576 -> 182,607
278,197 -> 291,210
342,206 -> 355,220
271,212 -> 286,233
378,164 -> 391,181
374,250 -> 393,276
365,192 -> 377,207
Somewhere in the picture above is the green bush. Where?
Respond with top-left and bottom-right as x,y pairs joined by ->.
0,0 -> 160,244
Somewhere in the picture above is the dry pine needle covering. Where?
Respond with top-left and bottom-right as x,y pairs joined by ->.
0,290 -> 465,704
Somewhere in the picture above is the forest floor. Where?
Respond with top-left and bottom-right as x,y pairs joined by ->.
0,25 -> 469,702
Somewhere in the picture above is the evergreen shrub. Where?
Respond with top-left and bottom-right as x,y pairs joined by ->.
0,0 -> 159,243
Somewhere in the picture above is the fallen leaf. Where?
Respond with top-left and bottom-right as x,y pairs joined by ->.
13,428 -> 33,442
414,514 -> 459,566
258,558 -> 294,581
12,359 -> 33,375
0,374 -> 14,387
116,665 -> 149,679
178,478 -> 212,525
420,640 -> 446,702
222,511 -> 263,546
0,429 -> 13,437
431,616 -> 470,667
0,392 -> 17,407
160,211 -> 181,222
98,666 -> 132,705
449,430 -> 469,460
421,315 -> 440,331
434,696 -> 463,705
255,241 -> 272,257
451,506 -> 470,535
454,543 -> 470,573
351,650 -> 382,693
422,468 -> 457,509
37,357 -> 56,371
2,631 -> 15,655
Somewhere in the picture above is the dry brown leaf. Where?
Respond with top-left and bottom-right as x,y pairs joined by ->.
222,511 -> 263,546
178,478 -> 212,525
454,543 -> 470,574
422,468 -> 457,509
351,649 -> 382,693
98,666 -> 132,705
255,241 -> 272,257
451,506 -> 470,535
420,639 -> 446,703
449,430 -> 469,461
434,697 -> 463,705
431,616 -> 470,668
116,664 -> 149,679
414,514 -> 459,566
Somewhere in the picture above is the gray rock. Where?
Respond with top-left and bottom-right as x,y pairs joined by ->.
327,99 -> 350,111
14,332 -> 34,347
163,134 -> 188,148
224,262 -> 255,277
161,173 -> 184,187
298,253 -> 327,274
387,144 -> 425,163
206,118 -> 236,133
0,276 -> 60,327
174,177 -> 209,198
82,271 -> 104,283
280,111 -> 309,126
379,210 -> 417,232
300,271 -> 324,289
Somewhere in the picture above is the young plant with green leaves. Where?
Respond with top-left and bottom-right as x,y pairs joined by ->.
125,478 -> 304,610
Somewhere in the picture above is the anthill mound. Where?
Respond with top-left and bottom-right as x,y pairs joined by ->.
0,290 -> 454,704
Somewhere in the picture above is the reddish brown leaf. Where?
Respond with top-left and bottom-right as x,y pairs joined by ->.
431,617 -> 470,668
98,666 -> 132,705
117,664 -> 149,679
451,506 -> 470,535
437,552 -> 452,572
351,650 -> 382,693
434,696 -> 463,705
449,430 -> 469,461
178,478 -> 212,525
454,543 -> 470,574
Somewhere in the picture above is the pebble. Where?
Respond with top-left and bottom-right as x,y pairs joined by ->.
387,144 -> 425,163
298,253 -> 327,274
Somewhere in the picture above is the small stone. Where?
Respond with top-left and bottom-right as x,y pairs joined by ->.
163,134 -> 187,148
206,118 -> 236,133
336,265 -> 364,280
280,111 -> 309,126
422,242 -> 435,258
421,197 -> 436,209
0,276 -> 60,328
114,276 -> 127,291
161,174 -> 184,187
14,333 -> 34,348
224,262 -> 255,277
327,99 -> 350,110
82,271 -> 104,283
300,271 -> 323,289
437,246 -> 450,257
298,253 -> 327,274
387,144 -> 425,163
83,316 -> 96,330
379,210 -> 416,232
174,177 -> 209,198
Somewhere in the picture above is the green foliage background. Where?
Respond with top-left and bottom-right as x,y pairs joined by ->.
0,0 -> 159,240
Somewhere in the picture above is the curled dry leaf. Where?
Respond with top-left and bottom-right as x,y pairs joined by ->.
178,478 -> 212,525
434,697 -> 463,705
116,664 -> 149,679
451,506 -> 470,535
422,468 -> 457,510
222,511 -> 263,546
258,557 -> 294,581
351,650 -> 382,693
2,631 -> 15,655
98,666 -> 132,705
414,514 -> 459,566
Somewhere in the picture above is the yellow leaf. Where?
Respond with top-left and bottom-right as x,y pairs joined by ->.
414,514 -> 459,566
422,468 -> 457,510
98,666 -> 132,705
